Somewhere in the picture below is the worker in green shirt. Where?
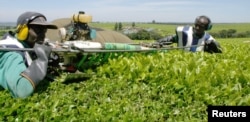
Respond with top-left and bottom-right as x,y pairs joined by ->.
0,11 -> 58,98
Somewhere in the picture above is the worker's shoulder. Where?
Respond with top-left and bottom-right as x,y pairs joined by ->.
176,25 -> 192,31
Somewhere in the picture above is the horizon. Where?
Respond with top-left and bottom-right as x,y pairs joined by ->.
1,21 -> 250,28
1,21 -> 250,27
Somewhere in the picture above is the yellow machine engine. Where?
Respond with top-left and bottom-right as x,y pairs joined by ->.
59,11 -> 96,42
72,11 -> 92,23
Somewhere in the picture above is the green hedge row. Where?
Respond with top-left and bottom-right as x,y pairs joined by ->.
0,39 -> 249,121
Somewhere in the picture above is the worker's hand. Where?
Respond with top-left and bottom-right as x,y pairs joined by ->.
21,43 -> 52,89
204,40 -> 222,53
157,36 -> 173,45
34,43 -> 52,61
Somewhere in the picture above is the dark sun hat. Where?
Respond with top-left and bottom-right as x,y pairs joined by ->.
17,11 -> 58,29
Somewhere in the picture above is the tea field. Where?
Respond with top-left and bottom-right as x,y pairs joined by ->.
0,38 -> 249,121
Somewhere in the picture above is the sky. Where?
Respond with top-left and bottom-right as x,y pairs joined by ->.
0,0 -> 249,23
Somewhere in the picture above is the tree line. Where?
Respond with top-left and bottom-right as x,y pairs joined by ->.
114,23 -> 250,40
1,25 -> 250,39
210,29 -> 250,38
0,26 -> 15,37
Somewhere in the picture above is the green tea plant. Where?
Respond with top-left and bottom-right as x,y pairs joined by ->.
0,38 -> 249,121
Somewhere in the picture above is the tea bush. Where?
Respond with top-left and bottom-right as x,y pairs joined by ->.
0,38 -> 249,121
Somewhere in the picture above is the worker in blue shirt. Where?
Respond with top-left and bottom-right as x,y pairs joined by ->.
157,15 -> 222,53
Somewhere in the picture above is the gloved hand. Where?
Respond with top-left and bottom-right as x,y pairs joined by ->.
157,36 -> 174,45
204,40 -> 222,53
34,43 -> 52,61
21,43 -> 52,88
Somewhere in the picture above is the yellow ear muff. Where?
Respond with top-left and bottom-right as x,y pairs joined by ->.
16,24 -> 29,41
